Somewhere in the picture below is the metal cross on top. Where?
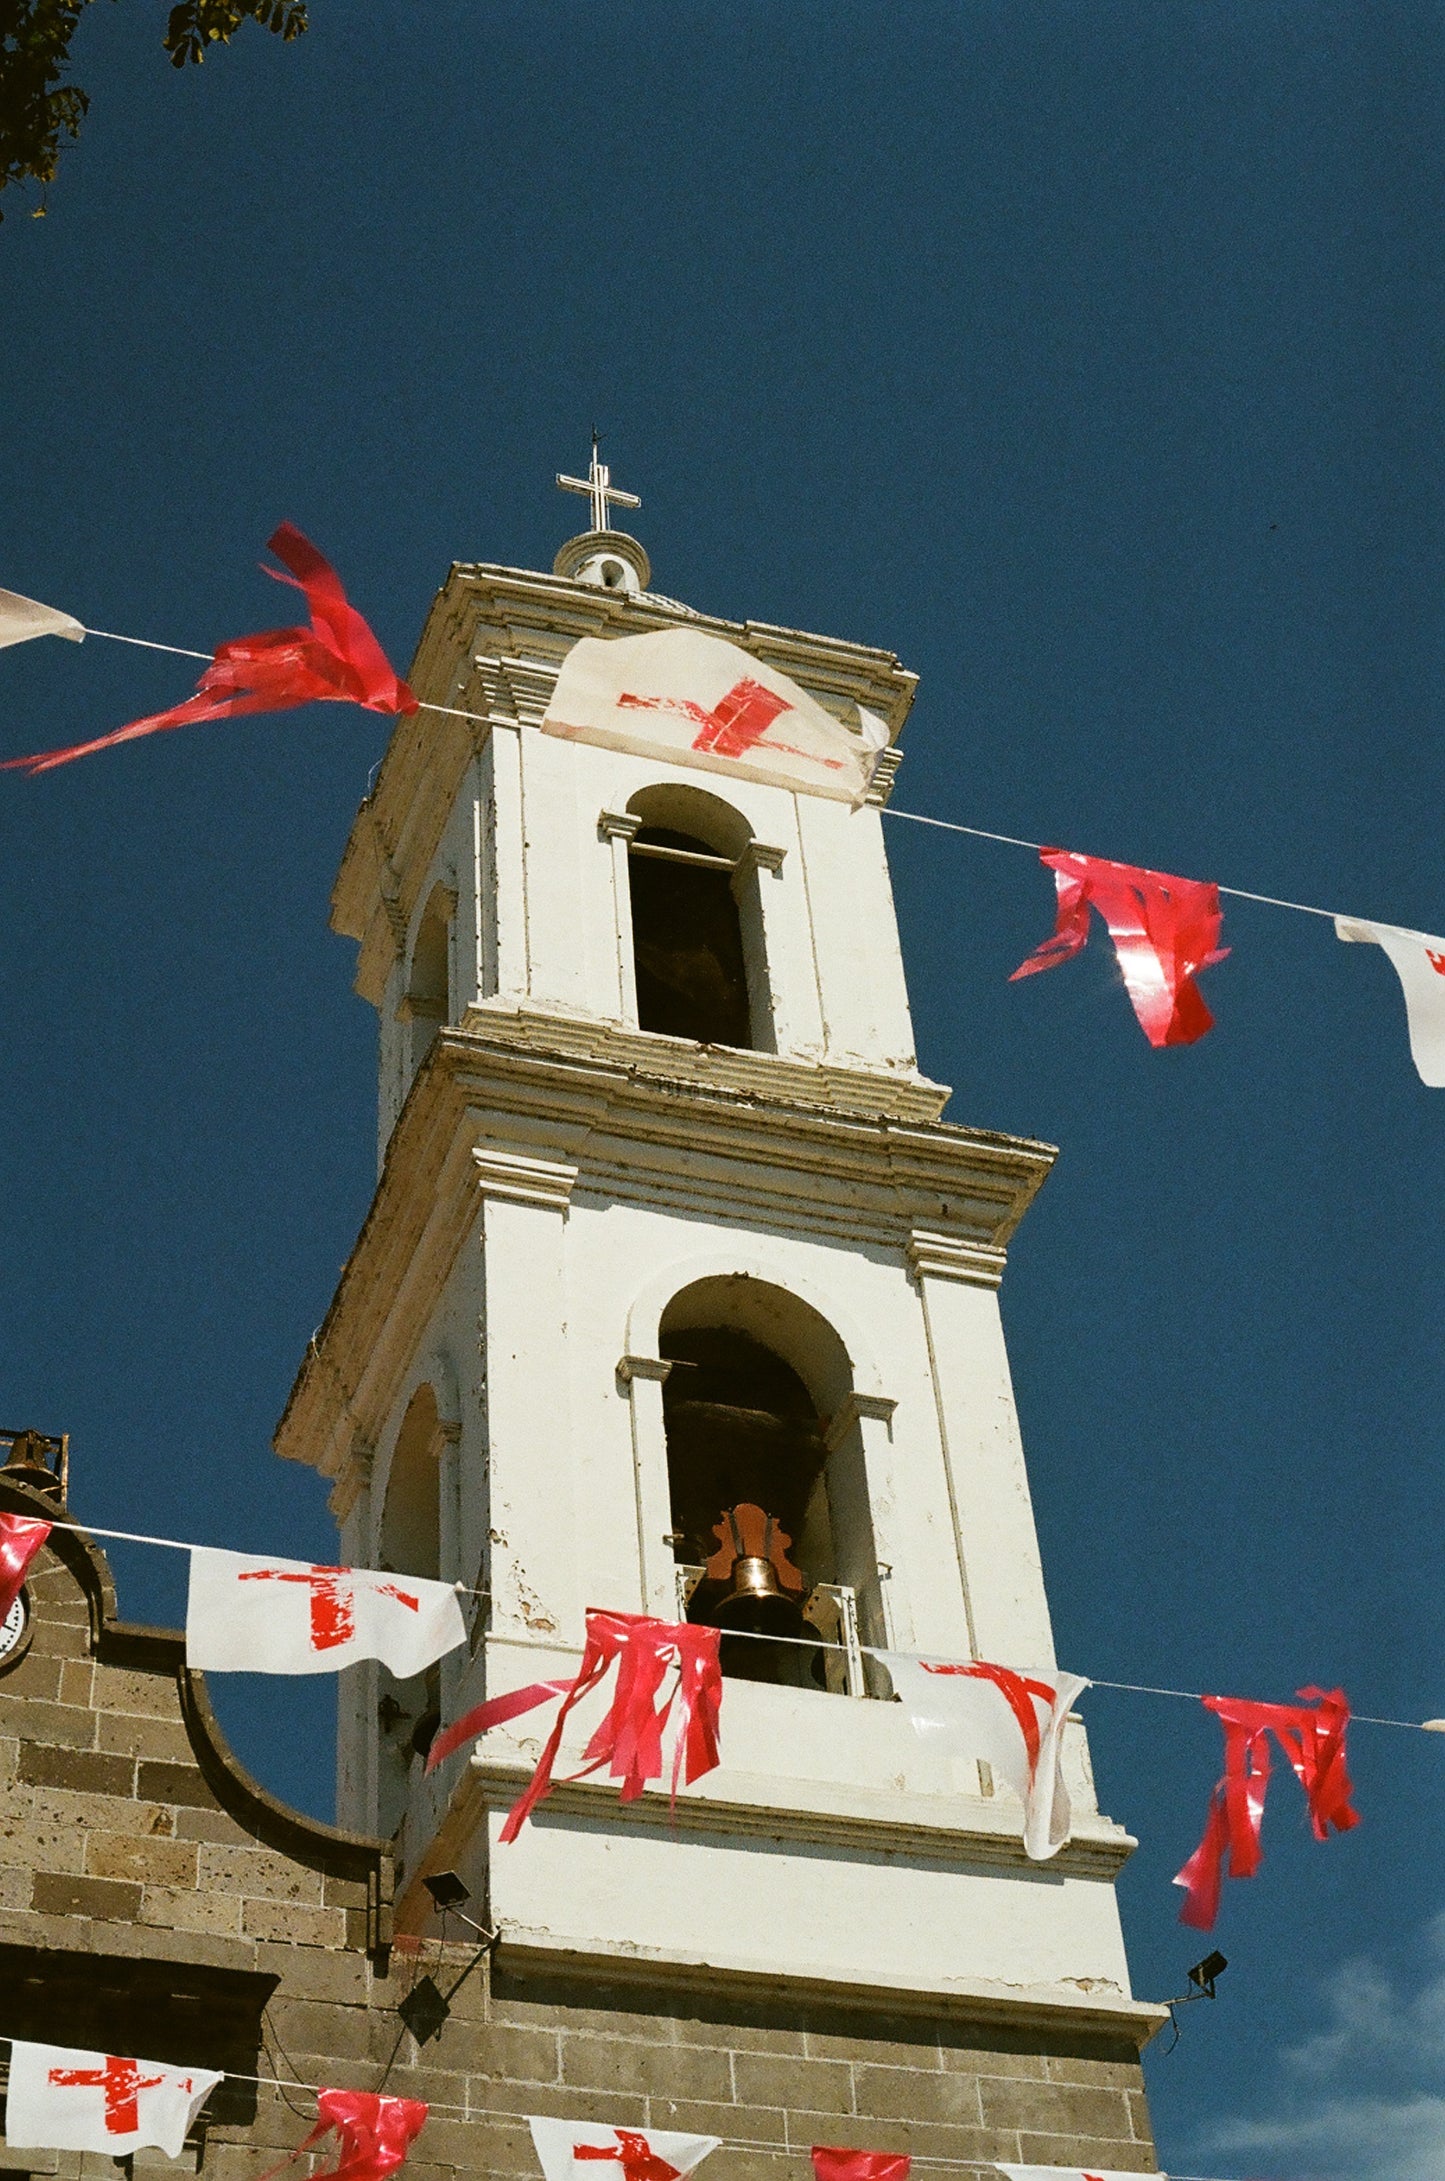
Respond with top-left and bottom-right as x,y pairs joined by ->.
556,434 -> 641,534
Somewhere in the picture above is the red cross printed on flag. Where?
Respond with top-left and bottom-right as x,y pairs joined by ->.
1428,950 -> 1445,975
616,678 -> 845,772
573,2132 -> 683,2181
235,1566 -> 419,1651
48,2056 -> 171,2135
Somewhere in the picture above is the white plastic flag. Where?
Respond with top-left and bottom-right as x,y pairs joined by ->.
1336,917 -> 1445,1087
4,2041 -> 221,2157
529,2119 -> 720,2181
0,589 -> 84,649
540,626 -> 890,804
186,1547 -> 466,1677
995,2168 -> 1162,2181
881,1653 -> 1088,1861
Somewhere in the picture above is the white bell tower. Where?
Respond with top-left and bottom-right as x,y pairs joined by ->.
274,460 -> 1163,2156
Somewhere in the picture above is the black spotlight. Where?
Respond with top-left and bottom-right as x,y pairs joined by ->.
423,1870 -> 471,1912
1187,1951 -> 1228,2000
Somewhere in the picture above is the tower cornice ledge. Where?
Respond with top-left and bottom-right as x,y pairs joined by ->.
274,1025 -> 1057,1481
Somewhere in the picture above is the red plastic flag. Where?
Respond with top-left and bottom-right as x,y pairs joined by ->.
812,2149 -> 911,2181
0,1509 -> 52,1622
1010,847 -> 1229,1046
4,525 -> 416,775
259,2093 -> 428,2181
1174,1687 -> 1359,1930
426,1608 -> 723,1839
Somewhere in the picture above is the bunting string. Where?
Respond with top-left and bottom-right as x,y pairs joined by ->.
0,2043 -> 1243,2181
13,618 -> 1410,936
9,1512 -> 1439,1733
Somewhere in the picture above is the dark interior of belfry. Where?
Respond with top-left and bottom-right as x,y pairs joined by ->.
659,1326 -> 831,1687
628,827 -> 753,1048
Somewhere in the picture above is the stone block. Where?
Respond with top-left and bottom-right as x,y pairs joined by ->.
980,2080 -> 1134,2136
0,1809 -> 89,1876
852,2065 -> 983,2126
86,1831 -> 199,1888
89,1666 -> 182,1718
940,2044 -> 1038,2081
95,1712 -> 195,1761
139,1884 -> 244,1937
265,1996 -> 377,2063
1127,2089 -> 1156,2145
0,1864 -> 30,1909
255,1942 -> 373,2003
31,1617 -> 92,1659
241,1898 -> 349,1947
57,1660 -> 95,1706
471,2024 -> 563,2085
643,2100 -> 787,2147
201,1843 -> 326,1903
3,1651 -> 65,1700
323,1872 -> 370,1909
0,1735 -> 16,1785
679,2017 -> 804,2058
17,1743 -> 135,1796
31,1871 -> 143,1920
174,1805 -> 256,1845
464,2080 -> 646,2127
732,2053 -> 855,2117
1040,2053 -> 1147,2089
561,2033 -> 732,2103
1018,2135 -> 1152,2171
805,2025 -> 941,2071
5,1700 -> 96,1751
137,1759 -> 217,1808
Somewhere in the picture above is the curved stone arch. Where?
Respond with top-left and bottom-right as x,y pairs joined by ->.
624,1247 -> 886,1411
624,779 -> 755,861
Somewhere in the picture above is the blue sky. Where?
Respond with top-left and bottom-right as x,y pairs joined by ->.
2,4 -> 1443,2173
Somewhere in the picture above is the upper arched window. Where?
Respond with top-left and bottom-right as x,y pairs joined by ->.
625,787 -> 760,1050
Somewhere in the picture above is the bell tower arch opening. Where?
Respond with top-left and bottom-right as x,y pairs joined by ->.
657,1275 -> 876,1689
624,784 -> 764,1050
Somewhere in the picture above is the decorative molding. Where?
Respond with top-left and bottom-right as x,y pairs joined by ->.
598,809 -> 642,844
907,1230 -> 1010,1289
736,841 -> 786,876
824,1391 -> 898,1452
616,1355 -> 673,1387
863,746 -> 905,808
472,1143 -> 579,1211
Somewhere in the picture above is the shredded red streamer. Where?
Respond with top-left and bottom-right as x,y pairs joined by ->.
5,525 -> 416,775
427,1610 -> 723,1839
811,2150 -> 911,2181
1174,1687 -> 1359,1930
0,1510 -> 52,1622
1010,847 -> 1229,1046
258,2093 -> 428,2181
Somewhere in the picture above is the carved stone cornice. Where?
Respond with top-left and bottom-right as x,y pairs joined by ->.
616,1355 -> 673,1386
472,1144 -> 579,1211
273,1028 -> 1055,1483
907,1231 -> 1011,1290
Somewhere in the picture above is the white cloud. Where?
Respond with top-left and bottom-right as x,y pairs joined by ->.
1196,1917 -> 1445,2181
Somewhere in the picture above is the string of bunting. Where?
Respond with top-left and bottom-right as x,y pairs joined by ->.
0,1506 -> 1429,1937
3,534 -> 1444,1080
0,2036 -> 1232,2181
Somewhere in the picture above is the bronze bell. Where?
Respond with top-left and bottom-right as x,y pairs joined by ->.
698,1504 -> 814,1682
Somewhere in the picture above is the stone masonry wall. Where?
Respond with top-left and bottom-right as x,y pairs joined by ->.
0,1486 -> 1157,2181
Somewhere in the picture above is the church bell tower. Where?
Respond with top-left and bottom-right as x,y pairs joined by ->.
274,455 -> 1163,2169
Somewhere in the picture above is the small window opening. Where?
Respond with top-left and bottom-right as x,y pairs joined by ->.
629,828 -> 753,1048
403,890 -> 452,1074
660,1326 -> 834,1686
377,1389 -> 443,1830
